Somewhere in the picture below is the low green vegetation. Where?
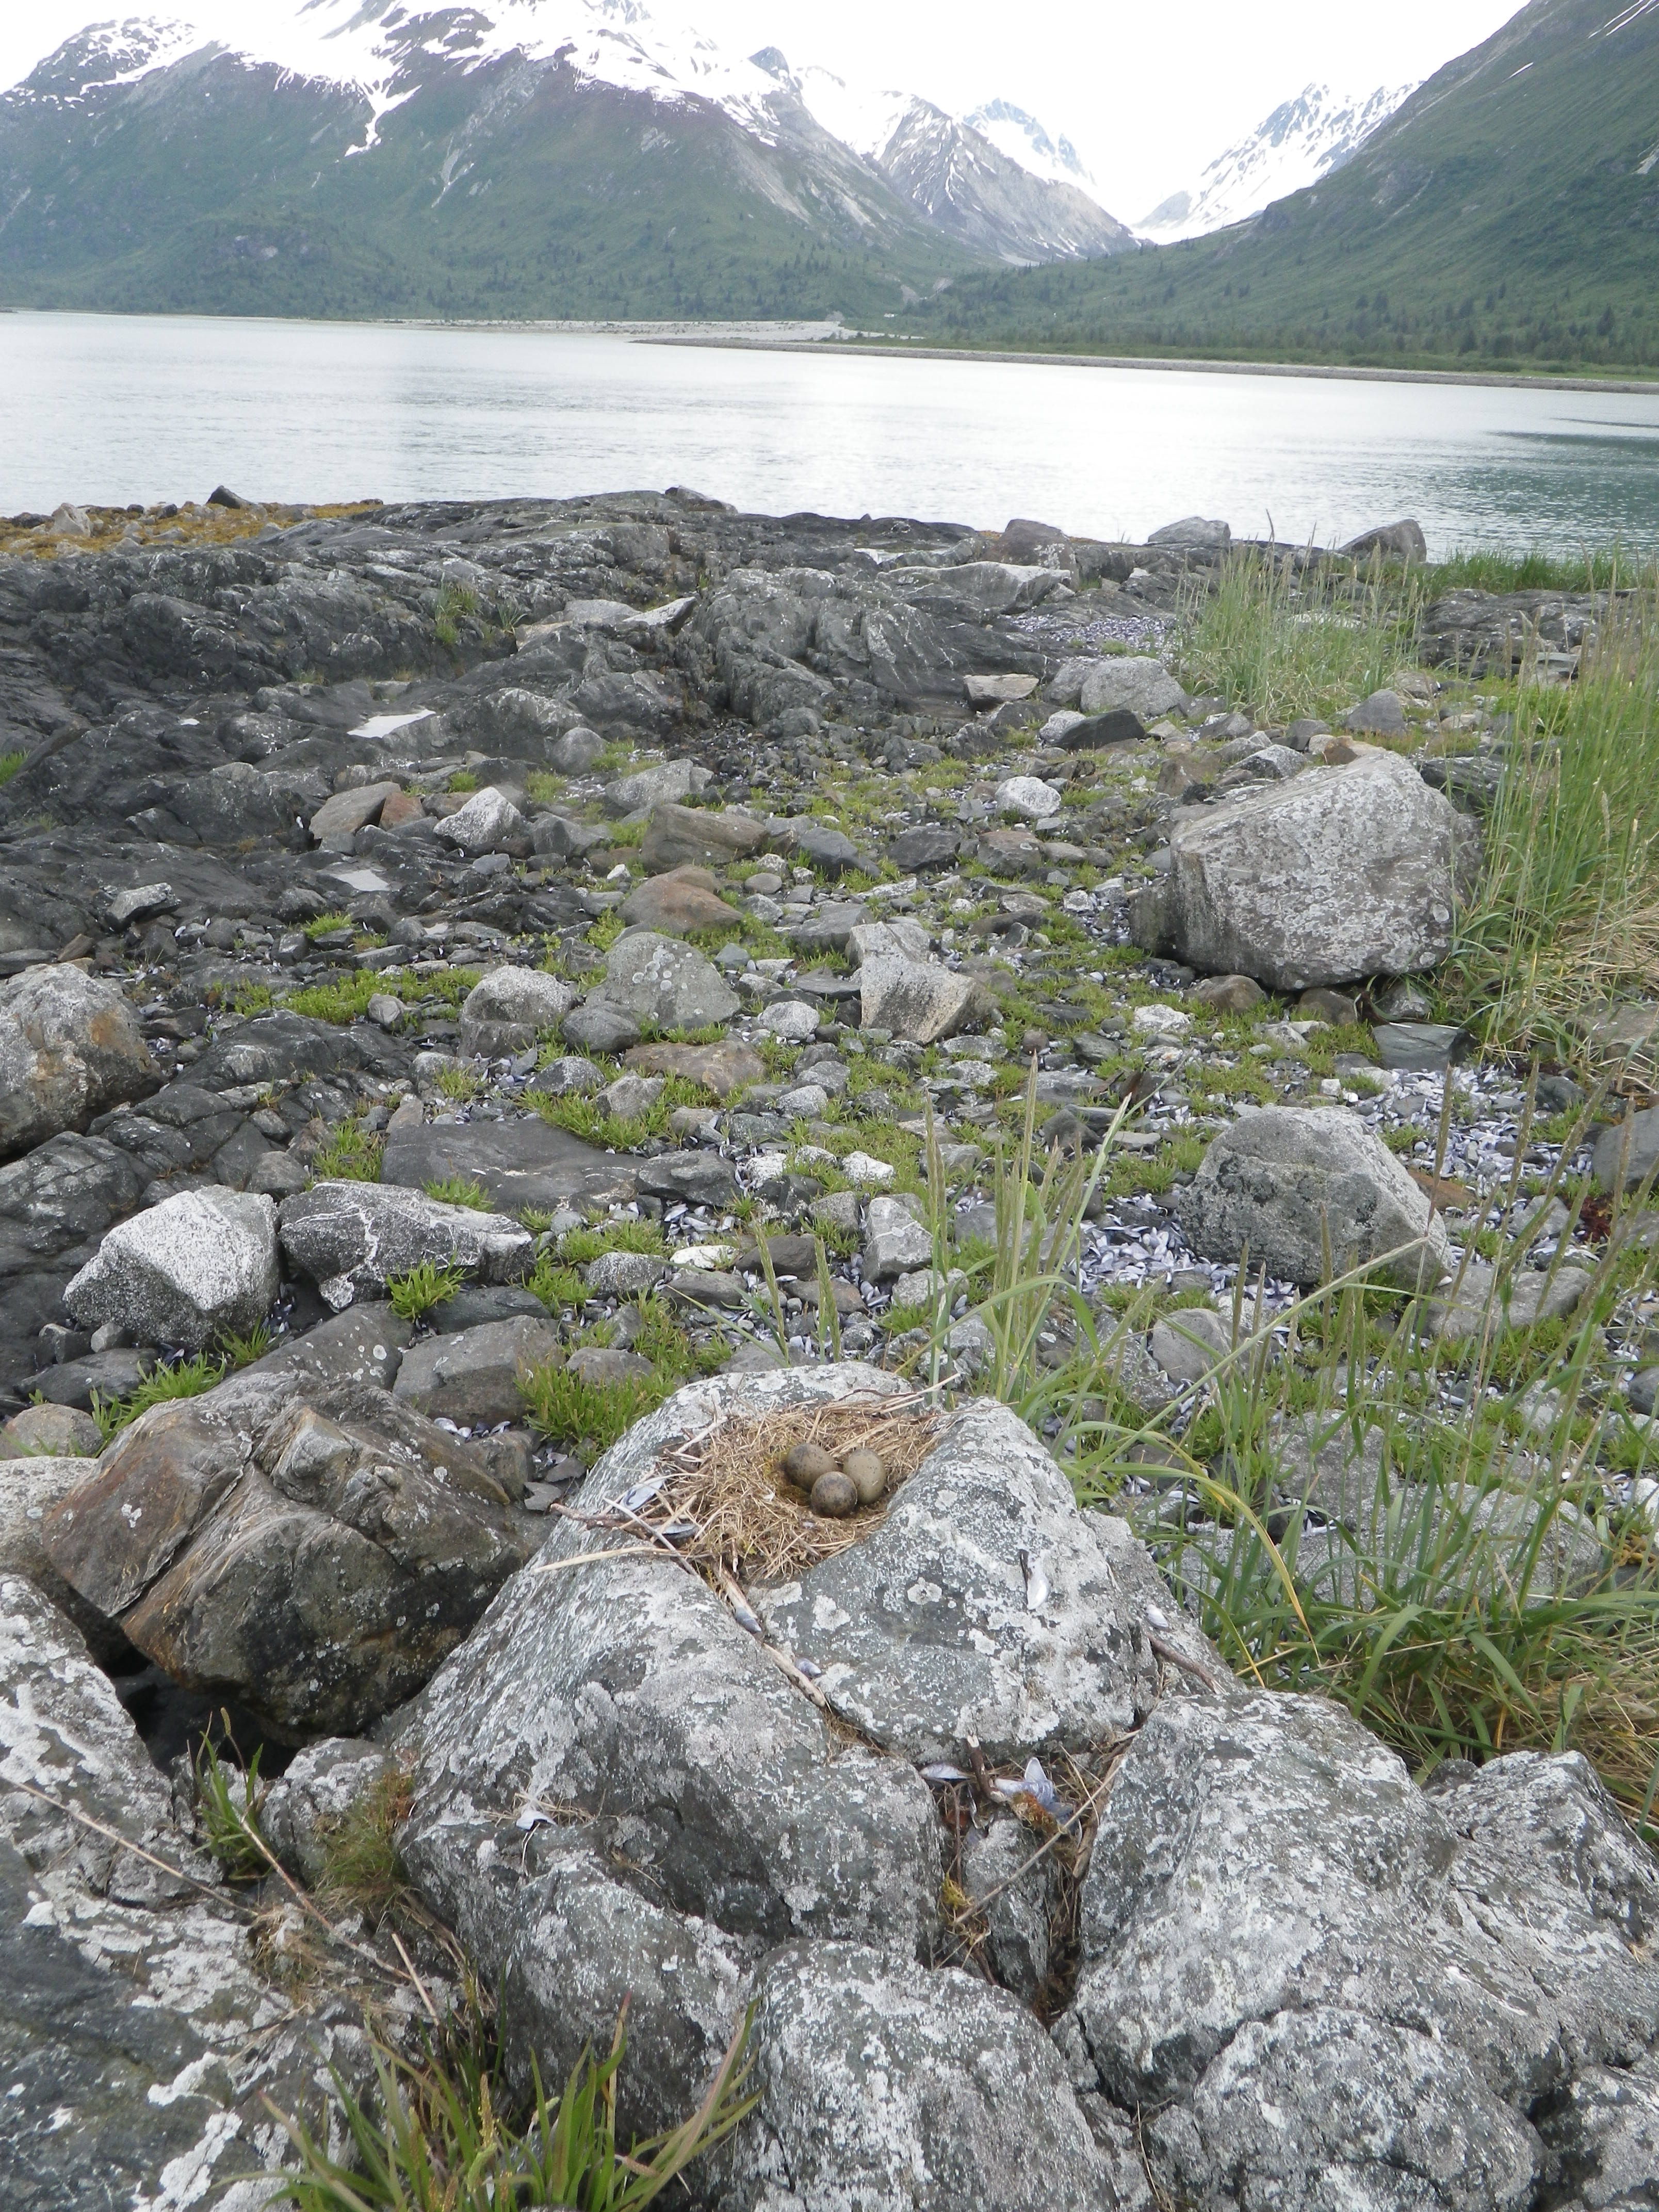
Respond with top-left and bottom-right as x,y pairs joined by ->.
311,1117 -> 384,1183
519,1362 -> 663,1458
529,1077 -> 708,1152
92,1351 -> 227,1439
301,911 -> 355,940
0,749 -> 27,786
903,1076 -> 1659,1828
387,1259 -> 467,1323
421,1176 -> 491,1211
317,1762 -> 415,1927
193,1725 -> 269,1884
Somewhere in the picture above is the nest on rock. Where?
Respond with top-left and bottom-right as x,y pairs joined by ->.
643,1395 -> 944,1588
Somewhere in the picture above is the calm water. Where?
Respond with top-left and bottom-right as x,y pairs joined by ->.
7,310 -> 1659,558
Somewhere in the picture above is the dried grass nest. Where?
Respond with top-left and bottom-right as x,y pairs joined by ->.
640,1396 -> 945,1588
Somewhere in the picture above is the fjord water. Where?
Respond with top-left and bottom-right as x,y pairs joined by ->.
7,310 -> 1659,557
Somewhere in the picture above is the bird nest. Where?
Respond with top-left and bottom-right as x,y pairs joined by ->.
636,1395 -> 945,1588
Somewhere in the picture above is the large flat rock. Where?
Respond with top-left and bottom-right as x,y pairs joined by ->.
380,1115 -> 631,1212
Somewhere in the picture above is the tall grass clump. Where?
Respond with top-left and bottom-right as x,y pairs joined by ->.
918,1067 -> 1659,1829
1170,548 -> 1420,724
1452,586 -> 1659,1052
270,1998 -> 755,2212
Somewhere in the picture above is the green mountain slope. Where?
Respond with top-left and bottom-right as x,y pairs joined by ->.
0,26 -> 979,321
904,0 -> 1659,374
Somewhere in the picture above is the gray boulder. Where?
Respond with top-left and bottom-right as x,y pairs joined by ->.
602,758 -> 713,817
458,965 -> 575,1058
1345,688 -> 1409,736
861,1194 -> 935,1282
433,786 -> 525,855
397,1365 -> 1205,2154
1079,656 -> 1185,721
575,930 -> 739,1038
1177,1107 -> 1452,1290
1066,1693 -> 1659,2212
0,1571 -> 373,2209
723,1942 -> 1121,2212
64,1187 -> 279,1349
392,1314 -> 561,1427
248,1302 -> 412,1391
308,779 -> 400,850
1147,515 -> 1231,552
858,954 -> 993,1044
1132,751 -> 1475,991
640,803 -> 772,873
279,1181 -> 534,1310
1593,1106 -> 1659,1195
0,1132 -> 146,1345
890,561 -> 1064,617
1344,519 -> 1429,564
41,1372 -> 537,1737
262,1736 -> 392,1889
0,964 -> 157,1162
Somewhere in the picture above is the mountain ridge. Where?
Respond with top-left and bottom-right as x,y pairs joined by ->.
1140,80 -> 1416,242
0,0 -> 1137,319
901,0 -> 1659,375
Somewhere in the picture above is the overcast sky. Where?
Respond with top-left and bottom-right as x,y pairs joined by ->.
0,0 -> 1522,213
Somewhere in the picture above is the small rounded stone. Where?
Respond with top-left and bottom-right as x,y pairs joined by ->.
809,1471 -> 858,1519
783,1441 -> 838,1489
840,1448 -> 887,1505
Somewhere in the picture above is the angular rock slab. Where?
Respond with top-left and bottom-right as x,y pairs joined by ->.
64,1186 -> 279,1351
0,963 -> 157,1163
721,1942 -> 1120,2212
1067,1693 -> 1659,2212
756,1396 -> 1216,1764
858,954 -> 993,1044
42,1372 -> 536,1736
380,1117 -> 629,1215
1178,1105 -> 1453,1291
0,1573 -> 372,2210
279,1179 -> 534,1309
1133,751 -> 1475,991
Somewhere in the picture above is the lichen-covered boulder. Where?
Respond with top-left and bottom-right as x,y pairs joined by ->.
1177,1105 -> 1453,1290
396,1364 -> 1217,2168
0,963 -> 157,1162
64,1186 -> 279,1349
278,1180 -> 533,1309
1131,751 -> 1475,990
1063,1693 -> 1659,2212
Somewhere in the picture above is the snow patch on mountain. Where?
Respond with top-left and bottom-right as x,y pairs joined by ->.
1140,80 -> 1416,241
963,99 -> 1097,194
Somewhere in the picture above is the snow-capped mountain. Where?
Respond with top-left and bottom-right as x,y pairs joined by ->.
1140,80 -> 1417,241
963,100 -> 1098,197
772,57 -> 1133,263
2,2 -> 1138,311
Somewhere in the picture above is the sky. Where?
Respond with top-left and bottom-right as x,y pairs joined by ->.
0,0 -> 1524,215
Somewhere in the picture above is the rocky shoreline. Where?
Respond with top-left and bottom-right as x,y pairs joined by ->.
2,489 -> 1656,2210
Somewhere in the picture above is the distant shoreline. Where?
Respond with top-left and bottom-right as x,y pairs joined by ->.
643,335 -> 1659,398
6,305 -> 1657,392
